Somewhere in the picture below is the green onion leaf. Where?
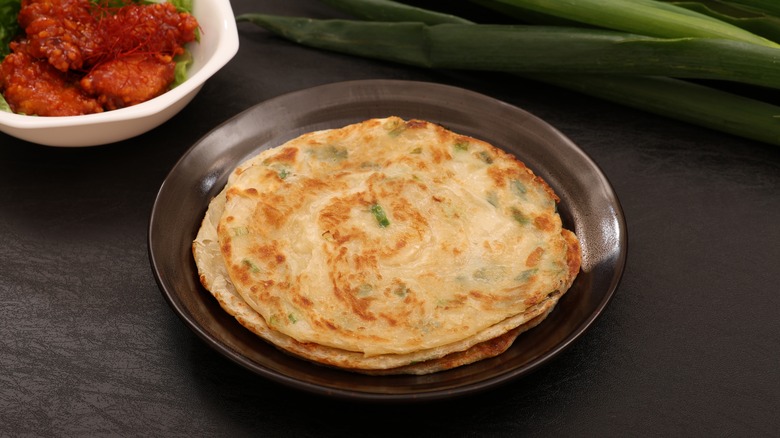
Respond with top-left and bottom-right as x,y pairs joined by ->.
242,259 -> 261,273
310,145 -> 349,161
237,14 -> 780,91
537,74 -> 780,146
486,191 -> 500,207
369,203 -> 390,227
662,1 -> 780,44
393,283 -> 409,297
453,140 -> 470,151
240,4 -> 780,145
515,268 -> 538,282
478,151 -> 493,164
722,0 -> 780,16
510,207 -> 530,225
470,0 -> 779,47
321,0 -> 473,24
511,180 -> 527,196
356,284 -> 374,296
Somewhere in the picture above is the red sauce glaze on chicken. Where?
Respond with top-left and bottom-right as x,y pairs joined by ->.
1,43 -> 103,116
81,53 -> 176,110
0,0 -> 198,116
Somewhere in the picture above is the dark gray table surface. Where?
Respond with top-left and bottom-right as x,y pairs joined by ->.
2,1 -> 778,436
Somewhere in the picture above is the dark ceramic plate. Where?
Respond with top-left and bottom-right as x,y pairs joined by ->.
148,79 -> 626,402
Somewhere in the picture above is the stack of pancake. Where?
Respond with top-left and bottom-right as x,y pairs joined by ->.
193,117 -> 580,374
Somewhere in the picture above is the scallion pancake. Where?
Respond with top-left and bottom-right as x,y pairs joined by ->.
193,117 -> 581,373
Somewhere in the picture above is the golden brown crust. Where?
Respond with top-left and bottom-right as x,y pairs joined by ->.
562,229 -> 582,288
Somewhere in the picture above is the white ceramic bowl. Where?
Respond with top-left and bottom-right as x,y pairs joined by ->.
0,0 -> 239,147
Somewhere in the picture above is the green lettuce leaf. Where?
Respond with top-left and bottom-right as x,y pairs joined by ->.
172,49 -> 192,87
0,0 -> 20,58
167,0 -> 192,13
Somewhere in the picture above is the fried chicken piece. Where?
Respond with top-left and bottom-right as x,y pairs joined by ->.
80,54 -> 175,110
18,0 -> 100,72
0,44 -> 102,116
102,2 -> 199,57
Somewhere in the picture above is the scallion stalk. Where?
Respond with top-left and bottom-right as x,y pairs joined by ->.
723,0 -> 780,16
661,0 -> 780,44
538,74 -> 780,146
236,14 -> 780,90
313,0 -> 780,145
469,0 -> 779,47
238,0 -> 780,145
320,0 -> 472,24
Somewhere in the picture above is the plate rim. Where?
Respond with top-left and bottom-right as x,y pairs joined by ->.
148,79 -> 627,402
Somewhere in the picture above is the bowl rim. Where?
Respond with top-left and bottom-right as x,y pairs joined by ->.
0,0 -> 239,130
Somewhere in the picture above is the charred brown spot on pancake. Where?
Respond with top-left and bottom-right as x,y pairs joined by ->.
245,187 -> 258,196
469,290 -> 502,310
525,247 -> 545,267
524,292 -> 544,307
333,283 -> 377,322
430,144 -> 450,164
198,273 -> 208,288
389,196 -> 424,226
534,214 -> 555,232
233,262 -> 251,285
258,202 -> 285,229
364,133 -> 377,143
326,244 -> 379,322
486,165 -> 515,189
291,289 -> 313,309
250,241 -> 284,267
319,193 -> 363,231
438,294 -> 467,310
353,251 -> 379,272
405,119 -> 428,129
266,146 -> 298,164
220,240 -> 232,258
469,290 -> 486,300
225,186 -> 241,198
379,313 -> 399,327
310,316 -> 339,331
244,279 -> 275,301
